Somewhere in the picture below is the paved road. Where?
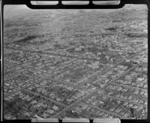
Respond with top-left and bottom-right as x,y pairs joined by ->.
21,88 -> 67,107
52,64 -> 138,118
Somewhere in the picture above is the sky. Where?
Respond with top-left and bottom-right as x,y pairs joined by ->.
4,4 -> 147,20
3,0 -> 119,19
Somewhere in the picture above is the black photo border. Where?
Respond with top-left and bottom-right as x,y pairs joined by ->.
1,0 -> 150,123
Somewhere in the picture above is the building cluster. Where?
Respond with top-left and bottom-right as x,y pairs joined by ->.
4,7 -> 147,120
4,43 -> 147,119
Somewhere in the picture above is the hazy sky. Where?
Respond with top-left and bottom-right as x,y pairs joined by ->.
4,4 -> 147,20
4,5 -> 31,19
